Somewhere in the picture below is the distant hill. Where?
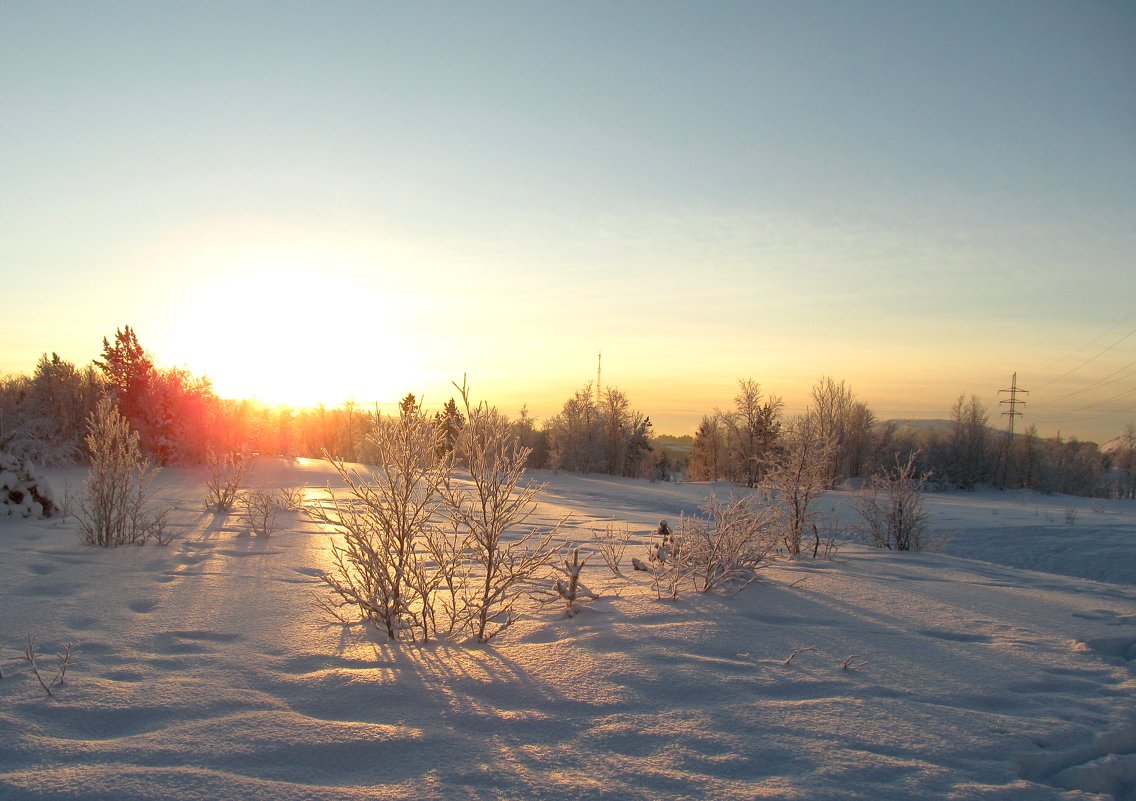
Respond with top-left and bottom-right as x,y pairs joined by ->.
886,419 -> 952,434
651,434 -> 692,458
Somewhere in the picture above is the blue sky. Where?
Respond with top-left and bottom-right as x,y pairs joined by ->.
2,1 -> 1134,440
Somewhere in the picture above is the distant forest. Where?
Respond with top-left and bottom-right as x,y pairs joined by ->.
2,326 -> 1134,500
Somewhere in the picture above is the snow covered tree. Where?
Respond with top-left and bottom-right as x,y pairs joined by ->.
435,397 -> 465,459
762,414 -> 835,557
688,413 -> 727,481
948,394 -> 990,489
76,397 -> 168,546
0,354 -> 104,466
727,379 -> 783,487
545,385 -> 602,473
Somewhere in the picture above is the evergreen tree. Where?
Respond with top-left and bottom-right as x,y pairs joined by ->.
94,326 -> 154,426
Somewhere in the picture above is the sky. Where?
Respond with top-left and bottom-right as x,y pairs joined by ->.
2,1 -> 1134,442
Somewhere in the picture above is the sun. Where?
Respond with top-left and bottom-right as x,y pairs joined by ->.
160,252 -> 420,408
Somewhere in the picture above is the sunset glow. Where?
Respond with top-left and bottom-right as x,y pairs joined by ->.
2,3 -> 1133,440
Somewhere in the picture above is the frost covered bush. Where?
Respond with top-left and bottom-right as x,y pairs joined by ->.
684,494 -> 778,592
591,519 -> 634,576
203,449 -> 248,512
0,453 -> 56,519
443,381 -> 562,642
636,497 -> 777,597
237,488 -> 283,537
76,398 -> 170,546
310,406 -> 454,642
857,452 -> 934,551
312,382 -> 562,644
639,519 -> 689,600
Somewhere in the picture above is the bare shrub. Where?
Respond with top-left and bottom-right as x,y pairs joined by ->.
76,398 -> 169,547
310,380 -> 563,645
1064,507 -> 1078,525
412,518 -> 471,641
237,488 -> 283,537
444,380 -> 562,643
857,452 -> 934,551
308,408 -> 453,642
277,485 -> 307,512
812,523 -> 842,559
591,519 -> 634,576
684,493 -> 778,593
203,449 -> 248,512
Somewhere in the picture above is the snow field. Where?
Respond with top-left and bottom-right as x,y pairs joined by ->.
1,457 -> 1134,800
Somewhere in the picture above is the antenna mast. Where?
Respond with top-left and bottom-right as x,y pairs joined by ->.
596,351 -> 602,399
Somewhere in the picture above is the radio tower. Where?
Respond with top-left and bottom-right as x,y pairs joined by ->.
999,372 -> 1028,437
596,351 -> 602,400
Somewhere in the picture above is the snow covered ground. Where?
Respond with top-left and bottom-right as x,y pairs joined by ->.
1,458 -> 1134,800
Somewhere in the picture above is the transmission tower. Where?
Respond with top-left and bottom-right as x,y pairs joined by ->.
999,372 -> 1028,437
596,351 -> 602,399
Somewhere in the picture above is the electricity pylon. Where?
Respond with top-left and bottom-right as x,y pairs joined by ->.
999,372 -> 1028,437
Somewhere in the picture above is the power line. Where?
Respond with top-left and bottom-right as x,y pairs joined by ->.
1034,309 -> 1136,375
1033,323 -> 1136,391
1045,358 -> 1136,401
1068,382 -> 1136,413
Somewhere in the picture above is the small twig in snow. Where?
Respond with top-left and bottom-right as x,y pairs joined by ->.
23,635 -> 52,696
841,655 -> 868,671
785,646 -> 818,665
53,642 -> 77,687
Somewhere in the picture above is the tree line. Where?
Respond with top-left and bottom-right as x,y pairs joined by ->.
1,327 -> 1133,499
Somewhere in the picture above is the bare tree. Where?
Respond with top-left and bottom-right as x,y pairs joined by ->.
949,394 -> 989,489
809,376 -> 879,485
762,414 -> 835,557
689,412 -> 727,481
728,379 -> 783,487
599,387 -> 632,476
545,384 -> 602,473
